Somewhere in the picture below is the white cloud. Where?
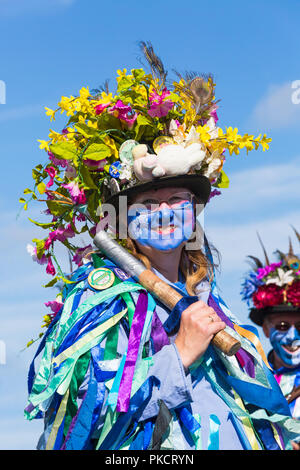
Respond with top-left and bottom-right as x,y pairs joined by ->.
0,0 -> 76,17
205,156 -> 300,219
250,81 -> 300,130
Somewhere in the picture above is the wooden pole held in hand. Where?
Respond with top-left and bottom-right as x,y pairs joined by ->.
93,231 -> 241,357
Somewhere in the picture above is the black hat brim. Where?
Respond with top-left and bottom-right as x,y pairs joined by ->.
105,174 -> 211,209
250,304 -> 300,326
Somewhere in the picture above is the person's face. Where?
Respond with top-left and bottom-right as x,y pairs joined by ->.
127,186 -> 196,252
262,312 -> 300,367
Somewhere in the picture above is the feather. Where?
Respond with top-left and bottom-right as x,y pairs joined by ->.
139,41 -> 167,85
288,236 -> 294,256
172,70 -> 216,118
256,232 -> 270,266
247,255 -> 263,269
291,225 -> 300,244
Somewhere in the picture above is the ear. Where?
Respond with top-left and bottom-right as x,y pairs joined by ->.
262,320 -> 270,338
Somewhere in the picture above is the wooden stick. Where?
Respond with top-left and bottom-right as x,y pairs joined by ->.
93,231 -> 241,356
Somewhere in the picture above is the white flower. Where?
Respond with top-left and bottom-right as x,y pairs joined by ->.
265,268 -> 295,287
206,117 -> 219,139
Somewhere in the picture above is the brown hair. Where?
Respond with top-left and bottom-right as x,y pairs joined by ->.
125,236 -> 219,296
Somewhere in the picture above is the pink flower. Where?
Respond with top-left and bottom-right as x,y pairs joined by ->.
48,151 -> 68,168
44,224 -> 75,250
46,257 -> 56,276
256,262 -> 283,280
148,88 -> 174,118
84,158 -> 107,170
63,181 -> 86,205
95,102 -> 111,115
27,244 -> 48,265
76,213 -> 86,222
45,300 -> 63,317
210,106 -> 219,124
109,100 -> 137,128
45,166 -> 57,188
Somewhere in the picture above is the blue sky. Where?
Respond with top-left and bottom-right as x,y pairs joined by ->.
0,0 -> 299,449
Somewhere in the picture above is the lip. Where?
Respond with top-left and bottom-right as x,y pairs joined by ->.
282,345 -> 300,354
153,225 -> 175,234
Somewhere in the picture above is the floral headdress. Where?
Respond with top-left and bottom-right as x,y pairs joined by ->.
19,43 -> 271,337
241,229 -> 300,326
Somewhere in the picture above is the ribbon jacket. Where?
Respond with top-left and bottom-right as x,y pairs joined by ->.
25,254 -> 300,450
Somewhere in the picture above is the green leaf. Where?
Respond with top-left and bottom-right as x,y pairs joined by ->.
134,114 -> 153,141
28,218 -> 55,229
32,238 -> 45,258
216,170 -> 230,188
43,277 -> 59,288
37,182 -> 46,194
75,123 -> 98,138
46,200 -> 70,217
50,141 -> 78,160
83,142 -> 111,161
80,165 -> 98,189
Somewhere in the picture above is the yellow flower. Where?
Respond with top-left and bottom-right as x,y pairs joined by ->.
103,135 -> 118,159
196,124 -> 211,145
79,86 -> 90,100
48,129 -> 66,143
58,95 -> 76,116
45,107 -> 56,122
116,68 -> 128,82
37,139 -> 50,152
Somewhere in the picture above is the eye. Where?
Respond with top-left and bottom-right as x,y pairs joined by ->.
140,198 -> 159,209
275,322 -> 290,332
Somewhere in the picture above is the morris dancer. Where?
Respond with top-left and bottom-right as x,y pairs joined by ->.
23,43 -> 300,450
241,230 -> 300,425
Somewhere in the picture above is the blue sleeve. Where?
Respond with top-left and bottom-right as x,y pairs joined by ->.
138,343 -> 193,421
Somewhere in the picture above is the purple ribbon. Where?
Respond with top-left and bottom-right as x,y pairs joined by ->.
208,294 -> 255,378
116,291 -> 149,413
150,310 -> 170,353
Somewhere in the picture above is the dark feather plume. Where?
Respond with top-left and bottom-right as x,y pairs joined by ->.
139,41 -> 167,86
256,232 -> 270,265
247,255 -> 263,269
291,225 -> 300,244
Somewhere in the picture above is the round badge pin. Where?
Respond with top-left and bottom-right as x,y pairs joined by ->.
113,267 -> 130,281
88,267 -> 115,290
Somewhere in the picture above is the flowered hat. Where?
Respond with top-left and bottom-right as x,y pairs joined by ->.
241,229 -> 300,326
20,42 -> 271,331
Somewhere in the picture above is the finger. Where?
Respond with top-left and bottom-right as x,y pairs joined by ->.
206,321 -> 226,336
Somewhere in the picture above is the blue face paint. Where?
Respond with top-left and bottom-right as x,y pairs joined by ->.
127,200 -> 195,251
270,325 -> 300,367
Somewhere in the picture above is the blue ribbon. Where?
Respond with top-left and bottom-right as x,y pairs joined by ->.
98,376 -> 160,450
207,414 -> 220,450
163,296 -> 198,335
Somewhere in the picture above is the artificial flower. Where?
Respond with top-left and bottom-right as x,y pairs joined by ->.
45,166 -> 57,188
252,284 -> 284,309
148,88 -> 174,118
286,280 -> 300,307
62,181 -> 86,205
46,257 -> 56,276
256,262 -> 283,280
265,268 -> 295,287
